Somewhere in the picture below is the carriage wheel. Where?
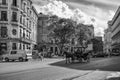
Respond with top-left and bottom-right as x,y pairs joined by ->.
78,58 -> 82,62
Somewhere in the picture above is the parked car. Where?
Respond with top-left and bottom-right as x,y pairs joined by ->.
111,52 -> 120,56
92,52 -> 108,57
2,50 -> 28,62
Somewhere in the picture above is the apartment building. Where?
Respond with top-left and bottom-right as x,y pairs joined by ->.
37,13 -> 60,54
103,21 -> 112,54
0,0 -> 38,55
111,6 -> 120,53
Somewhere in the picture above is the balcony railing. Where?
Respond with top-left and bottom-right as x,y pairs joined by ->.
0,35 -> 8,39
11,4 -> 19,10
112,24 -> 120,39
0,19 -> 8,21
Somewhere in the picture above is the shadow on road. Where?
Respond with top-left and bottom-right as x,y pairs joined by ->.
106,77 -> 120,80
49,57 -> 120,72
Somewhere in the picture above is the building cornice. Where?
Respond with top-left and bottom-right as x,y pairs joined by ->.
111,6 -> 120,26
32,6 -> 38,17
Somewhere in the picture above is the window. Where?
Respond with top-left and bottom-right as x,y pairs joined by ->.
1,27 -> 7,38
29,32 -> 30,39
2,0 -> 6,5
27,45 -> 29,49
23,44 -> 25,50
23,3 -> 26,11
23,17 -> 25,25
26,31 -> 28,38
12,0 -> 17,6
1,11 -> 7,21
11,51 -> 17,54
12,29 -> 17,35
71,38 -> 75,45
12,43 -> 17,50
19,43 -> 22,50
12,12 -> 17,22
20,28 -> 22,38
27,8 -> 29,14
20,15 -> 22,24
23,30 -> 25,38
27,19 -> 29,27
29,21 -> 31,29
0,43 -> 7,51
30,10 -> 32,15
29,45 -> 31,50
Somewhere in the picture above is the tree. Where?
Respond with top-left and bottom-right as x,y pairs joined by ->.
76,24 -> 89,47
48,18 -> 75,55
91,38 -> 103,53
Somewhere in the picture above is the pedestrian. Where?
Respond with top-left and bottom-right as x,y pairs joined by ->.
38,52 -> 43,61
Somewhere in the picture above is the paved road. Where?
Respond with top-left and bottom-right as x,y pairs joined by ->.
50,56 -> 120,71
0,57 -> 120,80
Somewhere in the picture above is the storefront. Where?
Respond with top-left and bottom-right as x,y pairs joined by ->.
0,43 -> 7,55
111,42 -> 120,53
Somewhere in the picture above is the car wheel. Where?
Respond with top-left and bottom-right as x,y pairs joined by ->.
12,60 -> 15,62
19,57 -> 23,62
25,59 -> 28,62
5,58 -> 9,62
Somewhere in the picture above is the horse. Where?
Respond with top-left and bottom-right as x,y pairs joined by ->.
63,50 -> 90,64
63,51 -> 74,64
73,50 -> 90,63
38,52 -> 44,61
81,51 -> 90,62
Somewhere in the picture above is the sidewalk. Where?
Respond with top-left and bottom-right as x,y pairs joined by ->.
73,71 -> 120,80
0,58 -> 64,75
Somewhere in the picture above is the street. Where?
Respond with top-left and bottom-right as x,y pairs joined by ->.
0,57 -> 120,80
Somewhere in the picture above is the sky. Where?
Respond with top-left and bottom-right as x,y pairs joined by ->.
32,0 -> 120,37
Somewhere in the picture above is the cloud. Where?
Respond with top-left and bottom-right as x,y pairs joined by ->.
38,0 -> 94,24
64,0 -> 119,11
66,2 -> 115,36
34,0 -> 115,36
86,0 -> 120,6
39,0 -> 73,18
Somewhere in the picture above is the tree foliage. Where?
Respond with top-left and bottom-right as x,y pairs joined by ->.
76,24 -> 89,47
91,38 -> 103,53
48,18 -> 75,53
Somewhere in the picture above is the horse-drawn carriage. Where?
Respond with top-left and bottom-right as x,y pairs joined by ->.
64,46 -> 90,64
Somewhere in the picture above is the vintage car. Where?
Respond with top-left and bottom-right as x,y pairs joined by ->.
1,50 -> 28,62
92,52 -> 108,57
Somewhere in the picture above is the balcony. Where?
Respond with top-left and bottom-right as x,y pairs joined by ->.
0,3 -> 8,8
11,20 -> 19,26
0,35 -> 8,39
19,37 -> 32,44
11,4 -> 19,11
0,19 -> 8,24
112,38 -> 120,46
112,24 -> 120,39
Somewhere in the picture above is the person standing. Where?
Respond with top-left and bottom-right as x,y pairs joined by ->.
38,52 -> 43,61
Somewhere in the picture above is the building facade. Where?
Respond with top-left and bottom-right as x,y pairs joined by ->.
93,36 -> 103,53
37,13 -> 60,55
37,13 -> 95,56
111,6 -> 120,53
0,0 -> 38,55
104,21 -> 112,54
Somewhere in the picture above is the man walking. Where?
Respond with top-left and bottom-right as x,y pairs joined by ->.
38,52 -> 43,61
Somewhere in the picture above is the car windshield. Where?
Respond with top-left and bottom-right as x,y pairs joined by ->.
11,51 -> 17,54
